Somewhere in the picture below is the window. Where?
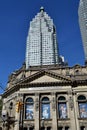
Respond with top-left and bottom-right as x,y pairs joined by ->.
30,128 -> 34,130
40,127 -> 51,130
23,127 -> 34,130
65,127 -> 69,130
25,98 -> 34,119
58,127 -> 63,130
80,126 -> 85,130
58,96 -> 67,119
58,127 -> 69,130
41,97 -> 50,119
78,95 -> 87,118
47,127 -> 51,130
9,102 -> 13,109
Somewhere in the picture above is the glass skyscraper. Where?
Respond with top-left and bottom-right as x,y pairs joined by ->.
26,7 -> 59,69
78,0 -> 87,63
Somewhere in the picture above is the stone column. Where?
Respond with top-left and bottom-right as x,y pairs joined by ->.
19,94 -> 24,129
35,93 -> 39,130
14,93 -> 23,130
51,92 -> 57,130
14,111 -> 20,130
73,92 -> 79,130
68,90 -> 77,130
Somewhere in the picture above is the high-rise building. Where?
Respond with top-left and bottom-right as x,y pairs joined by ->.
78,0 -> 87,64
26,7 -> 59,69
2,6 -> 87,130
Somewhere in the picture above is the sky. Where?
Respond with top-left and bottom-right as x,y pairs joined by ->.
0,0 -> 84,92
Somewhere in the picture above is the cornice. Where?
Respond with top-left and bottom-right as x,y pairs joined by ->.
2,79 -> 87,98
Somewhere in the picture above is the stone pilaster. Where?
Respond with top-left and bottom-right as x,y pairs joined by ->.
14,93 -> 23,130
14,110 -> 20,130
35,93 -> 39,130
67,90 -> 74,130
51,92 -> 57,130
68,90 -> 78,130
73,92 -> 79,130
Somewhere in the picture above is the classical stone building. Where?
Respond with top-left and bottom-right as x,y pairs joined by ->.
1,64 -> 87,130
1,7 -> 87,130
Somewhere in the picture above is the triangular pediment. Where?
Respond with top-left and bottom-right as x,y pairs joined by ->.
30,75 -> 63,83
15,69 -> 71,86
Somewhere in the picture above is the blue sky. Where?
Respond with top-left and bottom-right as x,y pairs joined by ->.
0,0 -> 84,92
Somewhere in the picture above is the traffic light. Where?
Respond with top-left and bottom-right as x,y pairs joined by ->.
16,101 -> 23,113
19,102 -> 23,110
16,102 -> 20,113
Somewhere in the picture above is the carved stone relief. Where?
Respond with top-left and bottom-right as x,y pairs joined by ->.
69,96 -> 74,110
52,97 -> 56,111
35,96 -> 39,111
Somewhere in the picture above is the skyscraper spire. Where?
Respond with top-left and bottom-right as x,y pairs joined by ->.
26,7 -> 60,69
40,6 -> 44,12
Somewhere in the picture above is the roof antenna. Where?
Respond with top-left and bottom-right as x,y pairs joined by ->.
40,6 -> 44,12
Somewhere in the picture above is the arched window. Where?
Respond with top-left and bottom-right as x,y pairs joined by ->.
25,98 -> 34,119
41,97 -> 50,119
9,102 -> 13,109
78,95 -> 87,118
58,126 -> 69,130
58,96 -> 67,119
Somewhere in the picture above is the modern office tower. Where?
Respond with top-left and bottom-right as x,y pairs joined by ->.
2,7 -> 87,130
78,0 -> 87,64
26,7 -> 59,69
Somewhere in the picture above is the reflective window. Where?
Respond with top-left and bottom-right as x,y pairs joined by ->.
25,98 -> 34,119
41,97 -> 50,119
58,96 -> 66,100
79,103 -> 87,118
58,96 -> 67,119
78,95 -> 86,100
78,95 -> 87,118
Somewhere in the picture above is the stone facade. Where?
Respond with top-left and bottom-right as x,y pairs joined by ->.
1,64 -> 87,130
